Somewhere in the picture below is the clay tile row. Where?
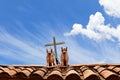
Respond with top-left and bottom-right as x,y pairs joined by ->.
94,66 -> 120,80
0,64 -> 119,80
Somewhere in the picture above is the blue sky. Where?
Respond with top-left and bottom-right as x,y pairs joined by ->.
0,0 -> 120,65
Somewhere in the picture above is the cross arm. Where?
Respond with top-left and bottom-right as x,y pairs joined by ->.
45,42 -> 65,47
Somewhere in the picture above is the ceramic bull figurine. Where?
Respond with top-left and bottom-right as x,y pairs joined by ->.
61,47 -> 69,66
46,49 -> 55,66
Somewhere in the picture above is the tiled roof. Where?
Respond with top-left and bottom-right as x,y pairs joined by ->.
0,64 -> 120,80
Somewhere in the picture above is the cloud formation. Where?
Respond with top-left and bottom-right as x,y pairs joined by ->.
99,0 -> 120,18
0,29 -> 46,64
65,12 -> 120,42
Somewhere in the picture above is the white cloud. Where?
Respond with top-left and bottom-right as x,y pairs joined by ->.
65,12 -> 120,42
0,29 -> 46,64
62,37 -> 103,64
63,37 -> 120,64
99,0 -> 120,18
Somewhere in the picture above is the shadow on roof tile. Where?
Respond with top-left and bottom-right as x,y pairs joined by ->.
47,70 -> 63,80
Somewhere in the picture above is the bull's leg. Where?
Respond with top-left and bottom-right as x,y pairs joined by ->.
53,62 -> 55,65
64,61 -> 67,66
61,62 -> 63,66
47,63 -> 49,66
49,63 -> 52,66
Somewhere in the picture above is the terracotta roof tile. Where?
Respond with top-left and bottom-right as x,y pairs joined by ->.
65,69 -> 81,80
0,64 -> 119,80
81,66 -> 100,80
108,66 -> 116,70
47,70 -> 63,80
7,66 -> 15,70
20,69 -> 31,77
108,66 -> 120,73
94,66 -> 120,80
31,69 -> 45,77
30,69 -> 45,80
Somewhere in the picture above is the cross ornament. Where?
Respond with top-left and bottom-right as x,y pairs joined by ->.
45,37 -> 65,64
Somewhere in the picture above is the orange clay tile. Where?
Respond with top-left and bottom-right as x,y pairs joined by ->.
0,64 -> 119,80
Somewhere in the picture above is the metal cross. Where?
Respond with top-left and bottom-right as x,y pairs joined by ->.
45,37 -> 65,64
